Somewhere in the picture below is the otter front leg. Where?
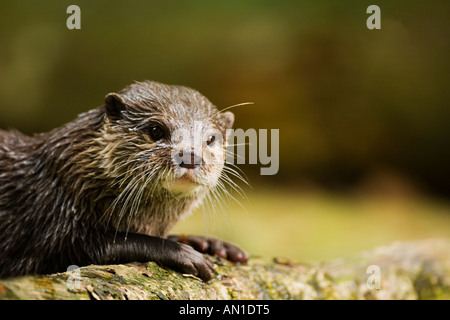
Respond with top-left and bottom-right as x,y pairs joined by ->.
167,234 -> 249,263
89,232 -> 215,281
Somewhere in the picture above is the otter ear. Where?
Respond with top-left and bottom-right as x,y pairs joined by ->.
104,93 -> 127,120
219,111 -> 234,129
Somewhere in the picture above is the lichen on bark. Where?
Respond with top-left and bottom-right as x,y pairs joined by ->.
0,239 -> 449,300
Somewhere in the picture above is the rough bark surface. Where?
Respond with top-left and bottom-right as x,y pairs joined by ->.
0,238 -> 448,300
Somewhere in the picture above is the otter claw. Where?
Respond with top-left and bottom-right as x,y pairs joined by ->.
169,234 -> 249,263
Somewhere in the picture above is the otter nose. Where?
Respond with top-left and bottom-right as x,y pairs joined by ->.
176,150 -> 203,169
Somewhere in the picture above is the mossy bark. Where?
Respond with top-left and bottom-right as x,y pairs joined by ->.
1,238 -> 449,300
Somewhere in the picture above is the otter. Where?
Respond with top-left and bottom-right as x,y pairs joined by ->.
0,81 -> 248,281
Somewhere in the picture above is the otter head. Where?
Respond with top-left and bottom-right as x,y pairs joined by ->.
99,81 -> 234,203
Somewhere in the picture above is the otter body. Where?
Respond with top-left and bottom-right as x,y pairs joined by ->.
0,81 -> 247,281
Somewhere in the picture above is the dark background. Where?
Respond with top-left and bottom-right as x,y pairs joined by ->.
1,0 -> 449,197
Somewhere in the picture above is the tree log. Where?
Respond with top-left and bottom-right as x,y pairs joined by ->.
0,238 -> 449,300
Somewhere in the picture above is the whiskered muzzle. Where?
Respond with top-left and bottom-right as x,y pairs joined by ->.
174,149 -> 203,169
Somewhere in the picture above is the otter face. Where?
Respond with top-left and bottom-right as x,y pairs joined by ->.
100,81 -> 234,199
162,118 -> 227,195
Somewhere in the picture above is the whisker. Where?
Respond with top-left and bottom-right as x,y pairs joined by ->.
224,163 -> 252,187
226,143 -> 253,147
113,170 -> 150,238
224,149 -> 247,163
220,171 -> 247,198
222,166 -> 251,188
220,184 -> 248,216
209,102 -> 254,119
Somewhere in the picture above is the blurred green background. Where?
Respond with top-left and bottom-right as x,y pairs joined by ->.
1,0 -> 449,262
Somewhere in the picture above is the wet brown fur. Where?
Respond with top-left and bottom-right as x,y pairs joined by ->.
0,81 -> 235,279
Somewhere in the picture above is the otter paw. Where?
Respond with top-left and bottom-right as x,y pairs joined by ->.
165,242 -> 215,281
170,234 -> 249,263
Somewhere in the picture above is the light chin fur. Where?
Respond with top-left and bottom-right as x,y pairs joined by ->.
162,178 -> 205,196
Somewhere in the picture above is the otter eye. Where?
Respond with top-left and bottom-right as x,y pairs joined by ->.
149,125 -> 164,141
206,135 -> 216,146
